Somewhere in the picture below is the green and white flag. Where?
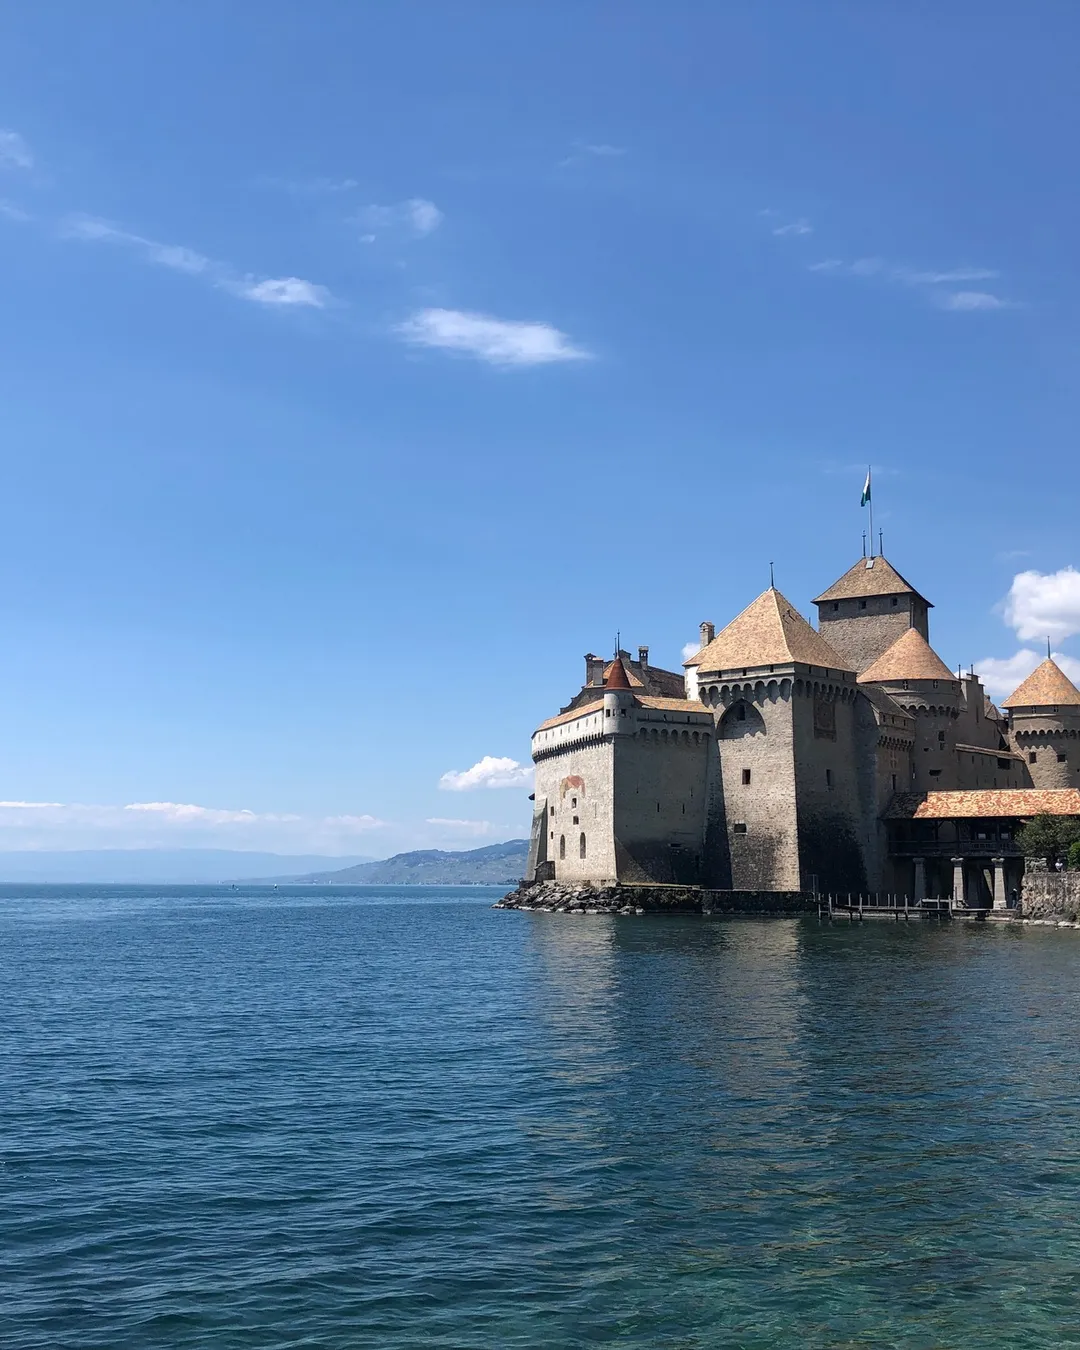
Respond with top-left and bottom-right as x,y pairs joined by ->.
861,468 -> 871,506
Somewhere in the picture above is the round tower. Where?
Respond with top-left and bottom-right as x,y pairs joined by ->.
602,656 -> 636,734
1002,658 -> 1080,788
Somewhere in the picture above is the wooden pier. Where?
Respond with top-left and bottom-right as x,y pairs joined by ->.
817,894 -> 976,921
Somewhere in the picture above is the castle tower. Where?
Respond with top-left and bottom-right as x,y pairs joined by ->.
689,587 -> 868,894
1002,658 -> 1080,788
602,652 -> 635,732
813,556 -> 932,674
858,628 -> 961,791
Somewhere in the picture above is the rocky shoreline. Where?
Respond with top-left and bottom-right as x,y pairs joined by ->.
494,880 -> 815,916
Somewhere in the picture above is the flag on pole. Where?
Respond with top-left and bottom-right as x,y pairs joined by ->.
860,468 -> 872,506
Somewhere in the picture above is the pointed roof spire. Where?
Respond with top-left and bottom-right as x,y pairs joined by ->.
1001,658 -> 1080,709
603,656 -> 633,690
858,628 -> 957,684
688,588 -> 852,672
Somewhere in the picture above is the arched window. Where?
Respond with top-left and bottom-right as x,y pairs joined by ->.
579,833 -> 586,859
559,834 -> 566,859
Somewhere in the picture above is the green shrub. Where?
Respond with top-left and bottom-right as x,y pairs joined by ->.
1017,814 -> 1080,864
1069,840 -> 1080,872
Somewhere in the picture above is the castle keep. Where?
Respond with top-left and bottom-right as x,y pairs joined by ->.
524,555 -> 1080,906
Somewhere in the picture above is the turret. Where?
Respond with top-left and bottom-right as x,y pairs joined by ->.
1002,658 -> 1080,788
858,628 -> 961,790
602,656 -> 636,734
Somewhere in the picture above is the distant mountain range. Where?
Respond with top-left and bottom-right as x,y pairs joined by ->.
0,850 -> 377,884
236,839 -> 530,886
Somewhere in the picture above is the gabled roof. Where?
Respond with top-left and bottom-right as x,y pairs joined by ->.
689,588 -> 852,673
885,788 -> 1080,820
984,695 -> 1005,722
813,555 -> 931,605
1001,658 -> 1080,709
858,628 -> 956,685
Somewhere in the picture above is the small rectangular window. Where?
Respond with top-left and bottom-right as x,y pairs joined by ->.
572,815 -> 579,825
1029,752 -> 1038,764
571,796 -> 577,808
891,774 -> 897,791
890,596 -> 898,607
832,602 -> 839,612
733,822 -> 748,835
826,769 -> 833,787
859,600 -> 867,610
1058,753 -> 1068,763
741,768 -> 751,785
929,768 -> 942,777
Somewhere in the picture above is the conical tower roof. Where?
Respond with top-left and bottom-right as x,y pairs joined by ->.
813,555 -> 931,606
1001,658 -> 1080,709
603,657 -> 633,690
689,588 -> 851,673
858,627 -> 956,684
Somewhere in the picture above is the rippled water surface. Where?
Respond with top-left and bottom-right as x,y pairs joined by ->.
5,885 -> 1080,1348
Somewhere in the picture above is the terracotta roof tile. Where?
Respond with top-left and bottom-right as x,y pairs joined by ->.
690,588 -> 852,673
858,628 -> 957,685
1000,658 -> 1080,709
603,658 -> 633,690
813,555 -> 930,604
885,788 -> 1080,820
603,658 -> 644,688
637,696 -> 712,716
535,700 -> 604,732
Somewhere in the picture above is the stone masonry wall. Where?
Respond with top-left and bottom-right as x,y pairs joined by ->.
816,594 -> 926,674
1020,871 -> 1080,921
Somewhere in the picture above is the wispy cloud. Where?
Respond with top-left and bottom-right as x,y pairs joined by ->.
425,818 -> 497,836
681,640 -> 702,663
558,141 -> 627,167
808,255 -> 1013,310
438,756 -> 533,791
263,176 -> 360,196
0,200 -> 32,222
61,213 -> 333,308
0,129 -> 32,170
358,197 -> 443,239
398,308 -> 590,367
773,219 -> 813,237
0,800 -> 387,851
936,290 -> 1013,312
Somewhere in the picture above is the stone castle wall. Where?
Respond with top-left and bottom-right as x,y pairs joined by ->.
816,593 -> 927,674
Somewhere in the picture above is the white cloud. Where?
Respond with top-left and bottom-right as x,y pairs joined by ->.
559,141 -> 627,166
271,176 -> 359,195
425,818 -> 496,836
231,276 -> 331,307
773,218 -> 812,237
439,756 -> 533,791
682,641 -> 701,663
62,213 -> 333,309
0,799 -> 387,852
399,308 -> 590,367
937,290 -> 1012,312
1001,567 -> 1080,642
358,197 -> 442,238
977,649 -> 1080,699
897,267 -> 999,285
0,129 -> 32,169
0,200 -> 32,222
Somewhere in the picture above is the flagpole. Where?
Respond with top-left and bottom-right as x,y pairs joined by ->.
867,465 -> 874,557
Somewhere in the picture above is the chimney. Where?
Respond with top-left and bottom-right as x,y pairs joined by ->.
700,621 -> 715,648
584,653 -> 605,687
638,645 -> 649,668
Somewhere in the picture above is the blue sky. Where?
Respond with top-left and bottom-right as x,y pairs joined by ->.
2,2 -> 1079,855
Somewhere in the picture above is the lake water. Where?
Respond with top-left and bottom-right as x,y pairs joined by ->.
4,885 -> 1080,1349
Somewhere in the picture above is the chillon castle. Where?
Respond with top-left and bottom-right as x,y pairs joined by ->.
524,554 -> 1080,906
